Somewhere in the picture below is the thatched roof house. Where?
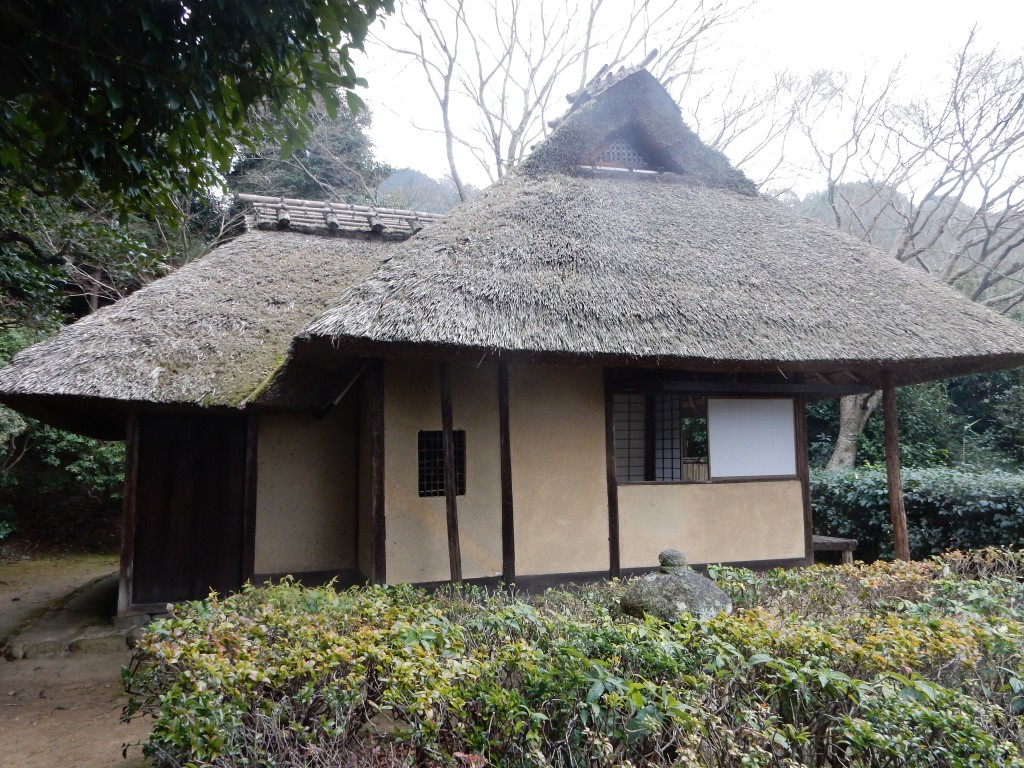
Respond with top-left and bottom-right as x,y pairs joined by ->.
3,64 -> 1024,613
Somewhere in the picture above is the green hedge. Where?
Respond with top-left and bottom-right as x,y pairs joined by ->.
124,552 -> 1024,767
812,467 -> 1024,561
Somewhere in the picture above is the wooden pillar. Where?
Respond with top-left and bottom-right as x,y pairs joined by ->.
440,362 -> 463,581
117,412 -> 140,615
498,362 -> 515,583
241,415 -> 259,584
883,373 -> 910,561
369,359 -> 387,584
793,396 -> 815,565
604,370 -> 620,579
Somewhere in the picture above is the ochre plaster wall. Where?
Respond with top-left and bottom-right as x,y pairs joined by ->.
384,360 -> 503,582
509,364 -> 609,576
618,480 -> 806,568
253,401 -> 359,575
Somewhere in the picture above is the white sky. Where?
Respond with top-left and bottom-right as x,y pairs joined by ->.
357,0 -> 1023,188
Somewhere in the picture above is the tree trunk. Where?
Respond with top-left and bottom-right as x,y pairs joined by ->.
825,391 -> 882,470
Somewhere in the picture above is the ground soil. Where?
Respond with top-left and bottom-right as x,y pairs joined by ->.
0,553 -> 151,768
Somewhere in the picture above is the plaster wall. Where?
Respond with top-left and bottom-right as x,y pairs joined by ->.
253,401 -> 359,575
618,480 -> 806,568
383,360 -> 503,582
509,364 -> 609,576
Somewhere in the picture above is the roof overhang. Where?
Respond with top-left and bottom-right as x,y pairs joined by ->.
296,334 -> 1024,393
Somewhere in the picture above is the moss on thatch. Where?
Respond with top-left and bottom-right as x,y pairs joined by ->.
0,231 -> 391,408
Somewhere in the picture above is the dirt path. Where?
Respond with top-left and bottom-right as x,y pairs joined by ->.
0,553 -> 118,643
0,554 -> 151,768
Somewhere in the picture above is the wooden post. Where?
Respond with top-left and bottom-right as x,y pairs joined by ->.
883,373 -> 910,561
498,362 -> 515,583
793,396 -> 815,565
369,359 -> 387,584
117,412 -> 140,615
440,362 -> 463,581
604,370 -> 621,579
241,415 -> 259,584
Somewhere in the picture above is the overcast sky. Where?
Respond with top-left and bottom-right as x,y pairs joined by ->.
357,0 -> 1023,188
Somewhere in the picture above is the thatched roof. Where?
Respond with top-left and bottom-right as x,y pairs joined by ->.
0,230 -> 392,421
525,68 -> 755,194
302,70 -> 1024,388
4,66 -> 1024,430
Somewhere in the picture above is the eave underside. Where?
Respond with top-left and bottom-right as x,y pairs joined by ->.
4,340 -> 1022,439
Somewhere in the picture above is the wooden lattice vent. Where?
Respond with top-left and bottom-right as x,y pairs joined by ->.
589,139 -> 656,172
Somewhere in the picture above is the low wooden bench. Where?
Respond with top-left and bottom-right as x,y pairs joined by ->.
812,535 -> 859,565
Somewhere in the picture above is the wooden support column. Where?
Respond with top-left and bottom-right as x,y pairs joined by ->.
883,373 -> 910,561
440,362 -> 463,582
117,412 -> 140,615
498,361 -> 515,583
369,359 -> 387,584
793,396 -> 815,565
604,370 -> 621,579
241,415 -> 259,583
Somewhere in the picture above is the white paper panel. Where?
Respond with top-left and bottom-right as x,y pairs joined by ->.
707,398 -> 796,478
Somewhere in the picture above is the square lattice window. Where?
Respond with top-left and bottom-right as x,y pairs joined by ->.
418,430 -> 467,497
612,394 -> 708,482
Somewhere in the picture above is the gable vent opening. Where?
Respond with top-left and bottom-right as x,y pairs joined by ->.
582,136 -> 659,174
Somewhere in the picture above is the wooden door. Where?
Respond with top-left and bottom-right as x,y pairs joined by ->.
125,413 -> 250,610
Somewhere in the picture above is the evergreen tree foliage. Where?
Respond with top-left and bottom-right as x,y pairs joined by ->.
0,0 -> 393,215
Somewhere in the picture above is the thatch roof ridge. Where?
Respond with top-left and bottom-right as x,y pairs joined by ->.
0,230 -> 392,409
522,69 -> 756,195
238,193 -> 441,236
301,172 -> 1024,384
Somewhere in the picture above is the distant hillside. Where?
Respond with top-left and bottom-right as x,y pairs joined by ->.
376,168 -> 477,214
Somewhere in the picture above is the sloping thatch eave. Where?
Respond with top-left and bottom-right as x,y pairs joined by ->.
300,172 -> 1024,383
0,230 -> 394,411
297,334 -> 1024,392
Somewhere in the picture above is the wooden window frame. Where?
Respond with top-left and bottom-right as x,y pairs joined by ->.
612,392 -> 801,486
418,429 -> 467,497
613,393 -> 709,483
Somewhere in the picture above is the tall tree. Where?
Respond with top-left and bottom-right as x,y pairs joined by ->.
784,33 -> 1024,468
0,0 -> 393,217
229,102 -> 392,203
379,0 -> 754,200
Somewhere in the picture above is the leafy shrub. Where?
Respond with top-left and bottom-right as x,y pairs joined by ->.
0,325 -> 124,550
806,373 -> 1024,470
125,551 -> 1024,767
0,420 -> 124,549
812,467 -> 1024,560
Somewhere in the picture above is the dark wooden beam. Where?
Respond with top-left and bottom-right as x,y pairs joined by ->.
604,370 -> 621,578
643,395 -> 655,481
369,359 -> 387,584
241,415 -> 259,583
661,381 -> 870,395
498,362 -> 515,583
793,396 -> 815,566
440,362 -> 463,582
117,412 -> 140,615
883,373 -> 910,561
